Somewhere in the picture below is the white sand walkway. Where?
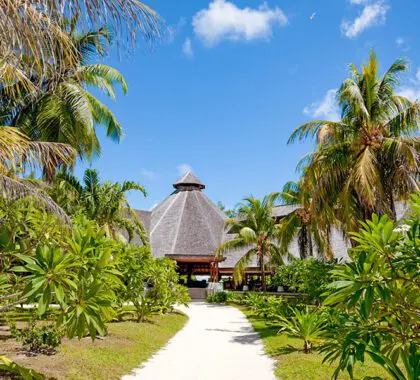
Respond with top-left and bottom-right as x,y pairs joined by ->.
122,302 -> 276,380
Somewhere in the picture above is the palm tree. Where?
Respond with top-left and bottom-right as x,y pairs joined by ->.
12,23 -> 128,159
289,50 -> 419,233
0,0 -> 163,93
0,126 -> 76,219
278,179 -> 333,260
50,169 -> 148,243
216,193 -> 284,291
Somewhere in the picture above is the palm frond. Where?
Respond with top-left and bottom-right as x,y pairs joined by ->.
0,0 -> 165,77
84,90 -> 123,142
120,181 -> 147,196
233,248 -> 257,284
0,174 -> 69,222
78,64 -> 128,97
288,121 -> 346,144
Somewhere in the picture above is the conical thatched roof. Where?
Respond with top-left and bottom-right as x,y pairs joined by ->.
173,172 -> 205,190
132,174 -> 378,268
148,172 -> 225,258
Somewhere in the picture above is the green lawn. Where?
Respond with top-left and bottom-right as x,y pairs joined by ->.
12,312 -> 188,380
239,307 -> 390,380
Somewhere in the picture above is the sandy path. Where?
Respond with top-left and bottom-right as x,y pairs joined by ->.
122,302 -> 276,380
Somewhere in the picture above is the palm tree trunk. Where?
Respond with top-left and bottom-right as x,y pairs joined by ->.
388,191 -> 397,220
308,228 -> 313,257
260,249 -> 266,292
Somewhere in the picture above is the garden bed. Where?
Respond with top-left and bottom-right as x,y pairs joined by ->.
239,307 -> 389,380
1,312 -> 187,380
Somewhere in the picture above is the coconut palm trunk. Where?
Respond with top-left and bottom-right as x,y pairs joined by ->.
307,229 -> 314,257
259,248 -> 266,292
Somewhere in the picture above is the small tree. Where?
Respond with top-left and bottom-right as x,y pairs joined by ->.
217,193 -> 284,291
321,193 -> 420,380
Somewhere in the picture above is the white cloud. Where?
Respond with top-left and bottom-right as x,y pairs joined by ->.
309,12 -> 316,20
177,163 -> 193,176
303,89 -> 340,121
140,168 -> 156,181
182,38 -> 194,58
342,1 -> 389,39
396,37 -> 409,52
398,68 -> 420,101
192,0 -> 288,47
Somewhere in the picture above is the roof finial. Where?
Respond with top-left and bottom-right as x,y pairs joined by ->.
173,172 -> 205,190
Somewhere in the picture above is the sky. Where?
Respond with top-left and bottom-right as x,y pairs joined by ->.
75,0 -> 420,211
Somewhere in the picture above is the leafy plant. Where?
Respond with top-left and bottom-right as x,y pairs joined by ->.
13,245 -> 77,316
64,276 -> 114,339
207,291 -> 228,304
277,306 -> 327,353
0,355 -> 44,380
10,321 -> 63,354
272,258 -> 335,302
320,195 -> 420,379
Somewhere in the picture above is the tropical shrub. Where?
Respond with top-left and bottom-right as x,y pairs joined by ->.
1,198 -> 189,346
320,194 -> 420,380
224,291 -> 241,303
272,258 -> 335,302
10,321 -> 63,354
146,258 -> 190,313
207,291 -> 228,304
277,306 -> 327,353
242,292 -> 267,311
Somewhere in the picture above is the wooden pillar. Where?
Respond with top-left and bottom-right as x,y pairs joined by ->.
209,261 -> 219,283
187,263 -> 193,284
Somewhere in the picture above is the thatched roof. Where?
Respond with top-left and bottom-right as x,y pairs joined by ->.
173,172 -> 205,190
133,174 -> 409,270
272,204 -> 299,218
145,172 -> 226,258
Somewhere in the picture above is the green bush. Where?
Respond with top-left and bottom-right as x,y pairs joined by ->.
272,258 -> 335,302
10,321 -> 63,354
277,306 -> 328,353
320,193 -> 420,380
207,291 -> 228,303
1,198 -> 190,344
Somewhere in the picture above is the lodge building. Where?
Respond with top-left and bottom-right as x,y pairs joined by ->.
133,172 -> 353,294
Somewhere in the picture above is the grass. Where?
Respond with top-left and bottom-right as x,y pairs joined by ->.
238,307 -> 390,380
4,312 -> 188,380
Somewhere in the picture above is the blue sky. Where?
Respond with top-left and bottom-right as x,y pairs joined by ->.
75,0 -> 420,210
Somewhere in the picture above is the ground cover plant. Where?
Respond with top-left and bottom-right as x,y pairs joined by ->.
2,313 -> 187,380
